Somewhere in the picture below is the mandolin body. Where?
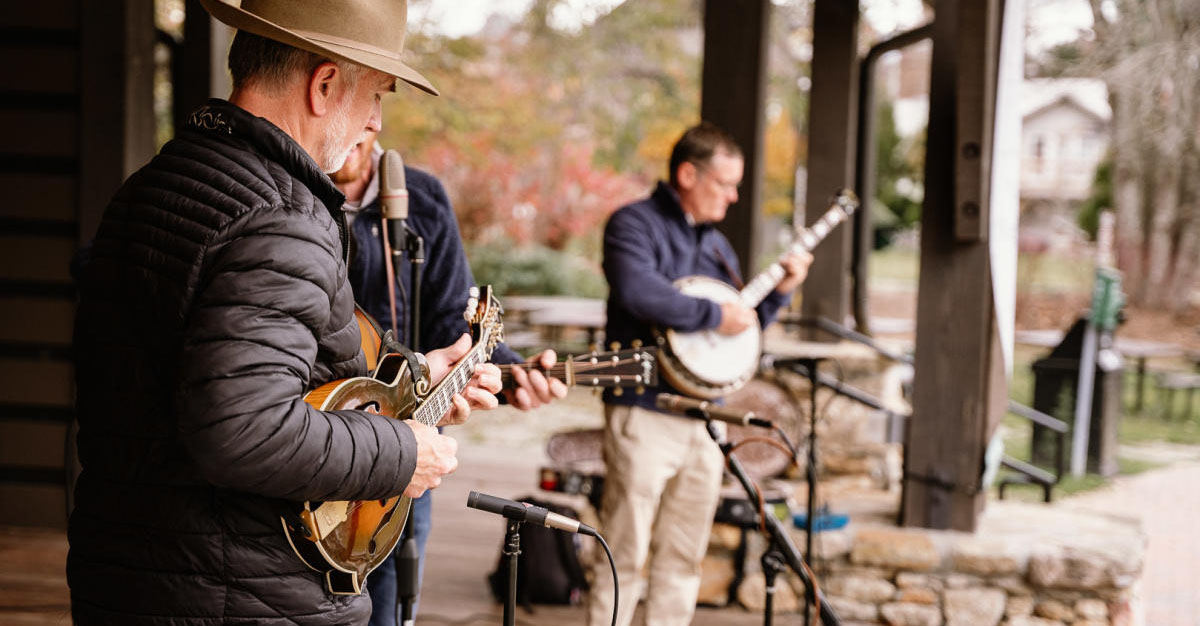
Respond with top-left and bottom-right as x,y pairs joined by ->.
282,353 -> 426,595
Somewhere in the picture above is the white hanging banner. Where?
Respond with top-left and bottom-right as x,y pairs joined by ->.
990,0 -> 1026,377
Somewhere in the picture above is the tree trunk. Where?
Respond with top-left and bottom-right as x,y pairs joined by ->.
1167,147 -> 1199,312
1143,155 -> 1179,308
1109,87 -> 1146,302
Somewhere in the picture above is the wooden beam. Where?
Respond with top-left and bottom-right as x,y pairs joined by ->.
174,1 -> 232,130
800,0 -> 859,335
80,0 -> 157,243
700,0 -> 770,275
902,0 -> 1004,532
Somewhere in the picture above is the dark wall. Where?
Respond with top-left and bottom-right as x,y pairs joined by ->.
0,0 -> 156,527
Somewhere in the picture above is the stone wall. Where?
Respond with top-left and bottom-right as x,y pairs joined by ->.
700,501 -> 1145,626
705,336 -> 1147,626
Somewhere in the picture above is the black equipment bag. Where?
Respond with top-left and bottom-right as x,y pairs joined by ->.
487,496 -> 589,608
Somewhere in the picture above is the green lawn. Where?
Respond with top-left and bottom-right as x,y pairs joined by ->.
869,244 -> 1095,294
998,343 -> 1199,501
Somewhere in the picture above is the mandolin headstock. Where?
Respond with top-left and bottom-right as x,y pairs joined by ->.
464,285 -> 505,358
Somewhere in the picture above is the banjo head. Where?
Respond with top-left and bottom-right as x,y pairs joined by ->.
658,276 -> 761,398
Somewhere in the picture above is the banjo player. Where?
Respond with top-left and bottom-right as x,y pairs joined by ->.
586,122 -> 812,626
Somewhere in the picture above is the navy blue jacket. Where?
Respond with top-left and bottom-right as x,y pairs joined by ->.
602,181 -> 790,410
348,166 -> 522,365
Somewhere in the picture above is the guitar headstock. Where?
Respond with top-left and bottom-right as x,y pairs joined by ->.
568,343 -> 658,393
464,285 -> 505,358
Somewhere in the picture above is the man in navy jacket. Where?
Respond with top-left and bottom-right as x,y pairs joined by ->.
587,123 -> 810,626
333,134 -> 568,625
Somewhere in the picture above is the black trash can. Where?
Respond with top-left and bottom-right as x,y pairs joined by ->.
1030,317 -> 1123,477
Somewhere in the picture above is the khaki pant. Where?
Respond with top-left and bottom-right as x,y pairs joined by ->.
586,404 -> 725,626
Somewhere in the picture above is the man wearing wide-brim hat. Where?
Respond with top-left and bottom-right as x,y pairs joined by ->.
67,2 -> 501,624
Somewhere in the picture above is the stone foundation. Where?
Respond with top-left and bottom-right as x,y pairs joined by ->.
701,337 -> 1147,626
699,498 -> 1145,626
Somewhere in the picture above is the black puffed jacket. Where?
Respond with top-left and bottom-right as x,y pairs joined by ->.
68,100 -> 418,625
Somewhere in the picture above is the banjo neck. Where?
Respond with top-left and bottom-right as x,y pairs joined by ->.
736,189 -> 859,308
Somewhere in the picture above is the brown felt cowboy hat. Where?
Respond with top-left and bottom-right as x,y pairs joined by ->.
198,0 -> 437,96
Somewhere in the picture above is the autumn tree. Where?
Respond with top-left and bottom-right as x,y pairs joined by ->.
1083,0 -> 1200,311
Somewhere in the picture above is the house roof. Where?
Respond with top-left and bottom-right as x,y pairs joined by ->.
1021,78 -> 1110,122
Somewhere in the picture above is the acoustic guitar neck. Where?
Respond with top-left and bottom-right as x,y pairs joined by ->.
495,346 -> 657,391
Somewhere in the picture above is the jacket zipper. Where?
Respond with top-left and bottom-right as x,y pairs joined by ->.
337,212 -> 350,265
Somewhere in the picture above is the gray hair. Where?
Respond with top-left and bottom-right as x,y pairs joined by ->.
228,31 -> 363,94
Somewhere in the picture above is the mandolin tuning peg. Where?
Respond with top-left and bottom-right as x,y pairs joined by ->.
469,286 -> 480,298
635,385 -> 645,395
631,339 -> 642,349
609,341 -> 621,352
612,386 -> 623,397
592,387 -> 602,397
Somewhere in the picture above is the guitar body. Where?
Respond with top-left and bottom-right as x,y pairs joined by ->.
657,275 -> 761,399
283,351 -> 425,595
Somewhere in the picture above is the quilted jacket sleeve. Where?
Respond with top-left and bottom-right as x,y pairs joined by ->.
175,205 -> 417,502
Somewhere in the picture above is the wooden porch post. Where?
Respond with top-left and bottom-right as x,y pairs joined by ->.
902,0 -> 1006,532
700,0 -> 770,274
800,0 -> 859,335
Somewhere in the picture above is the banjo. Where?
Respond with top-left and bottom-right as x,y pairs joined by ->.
655,190 -> 860,399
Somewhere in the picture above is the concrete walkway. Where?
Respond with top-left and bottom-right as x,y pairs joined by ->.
1057,454 -> 1200,626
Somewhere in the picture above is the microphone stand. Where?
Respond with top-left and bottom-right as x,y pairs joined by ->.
501,518 -> 522,626
777,357 -> 826,625
691,405 -> 842,626
392,223 -> 424,626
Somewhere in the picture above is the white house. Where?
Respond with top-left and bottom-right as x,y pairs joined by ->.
1020,78 -> 1110,204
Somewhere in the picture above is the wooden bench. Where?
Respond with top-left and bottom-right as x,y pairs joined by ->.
1158,372 -> 1200,420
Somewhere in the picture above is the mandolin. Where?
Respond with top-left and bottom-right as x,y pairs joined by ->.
655,190 -> 859,399
281,291 -> 660,595
282,286 -> 504,595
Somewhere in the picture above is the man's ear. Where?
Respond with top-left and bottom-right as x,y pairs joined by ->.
307,62 -> 341,117
676,161 -> 699,191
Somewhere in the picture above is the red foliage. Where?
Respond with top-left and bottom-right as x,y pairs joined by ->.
413,132 -> 646,250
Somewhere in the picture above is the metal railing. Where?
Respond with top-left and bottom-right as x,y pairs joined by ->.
782,314 -> 1068,501
999,400 -> 1068,502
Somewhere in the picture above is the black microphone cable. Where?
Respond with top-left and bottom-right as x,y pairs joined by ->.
596,532 -> 618,626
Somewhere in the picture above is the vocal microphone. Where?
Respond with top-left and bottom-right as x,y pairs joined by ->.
467,491 -> 597,537
655,393 -> 774,428
379,148 -> 409,258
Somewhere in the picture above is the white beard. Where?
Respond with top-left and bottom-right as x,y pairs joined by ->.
318,97 -> 359,174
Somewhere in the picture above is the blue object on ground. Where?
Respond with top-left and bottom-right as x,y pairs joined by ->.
792,508 -> 849,532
